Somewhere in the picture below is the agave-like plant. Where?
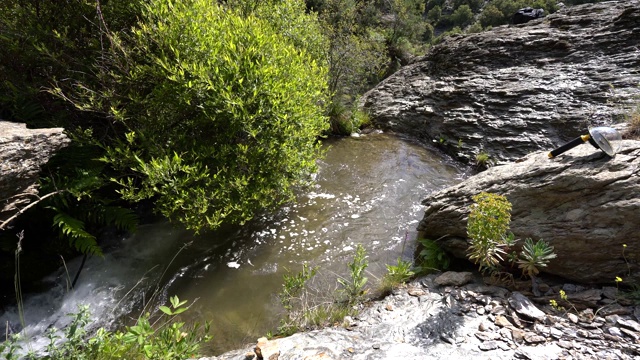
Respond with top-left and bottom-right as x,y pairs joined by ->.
517,238 -> 557,277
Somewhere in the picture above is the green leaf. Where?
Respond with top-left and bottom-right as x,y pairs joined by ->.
159,305 -> 173,316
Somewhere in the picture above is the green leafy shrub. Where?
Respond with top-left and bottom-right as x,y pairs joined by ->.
55,0 -> 329,233
382,258 -> 415,290
451,5 -> 475,28
427,5 -> 443,24
467,192 -> 515,272
478,4 -> 505,28
1,297 -> 209,360
415,238 -> 450,274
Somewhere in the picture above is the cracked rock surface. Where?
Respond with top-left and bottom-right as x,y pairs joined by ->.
418,140 -> 640,284
361,0 -> 640,165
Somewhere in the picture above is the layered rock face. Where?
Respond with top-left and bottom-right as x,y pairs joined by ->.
361,0 -> 640,164
0,121 -> 70,227
418,140 -> 640,284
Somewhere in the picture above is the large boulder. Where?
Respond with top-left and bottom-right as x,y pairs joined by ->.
0,121 -> 70,227
417,140 -> 640,284
361,0 -> 640,164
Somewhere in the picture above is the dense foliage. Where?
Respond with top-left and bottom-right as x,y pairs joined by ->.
55,0 -> 329,232
0,0 -> 607,269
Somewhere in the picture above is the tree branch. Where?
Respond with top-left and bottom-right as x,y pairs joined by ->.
0,190 -> 65,231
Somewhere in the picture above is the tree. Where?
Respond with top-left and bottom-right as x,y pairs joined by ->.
451,4 -> 474,28
479,4 -> 505,28
453,0 -> 483,13
427,5 -> 442,24
56,0 -> 330,232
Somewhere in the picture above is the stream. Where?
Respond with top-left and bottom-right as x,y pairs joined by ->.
0,132 -> 464,356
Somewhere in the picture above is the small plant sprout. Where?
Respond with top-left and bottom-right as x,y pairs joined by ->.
517,238 -> 557,278
338,244 -> 369,305
383,258 -> 415,289
475,151 -> 491,168
159,295 -> 189,316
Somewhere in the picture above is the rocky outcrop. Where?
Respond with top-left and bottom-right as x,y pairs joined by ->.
361,0 -> 640,164
418,140 -> 640,284
0,121 -> 70,227
197,273 -> 640,360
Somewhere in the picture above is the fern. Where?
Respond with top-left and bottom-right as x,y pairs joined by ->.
53,212 -> 102,256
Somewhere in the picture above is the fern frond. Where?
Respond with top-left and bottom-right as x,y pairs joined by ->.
53,212 -> 103,256
102,206 -> 138,232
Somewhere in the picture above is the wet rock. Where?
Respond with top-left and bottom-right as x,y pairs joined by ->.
0,121 -> 70,227
509,292 -> 546,322
434,271 -> 474,287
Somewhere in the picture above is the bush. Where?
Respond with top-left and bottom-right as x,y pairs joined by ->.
415,238 -> 450,274
454,0 -> 484,13
0,297 -> 209,360
55,0 -> 329,232
451,4 -> 475,28
427,5 -> 442,24
467,192 -> 515,272
479,4 -> 505,28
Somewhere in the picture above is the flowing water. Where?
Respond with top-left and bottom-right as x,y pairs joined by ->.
0,132 -> 463,356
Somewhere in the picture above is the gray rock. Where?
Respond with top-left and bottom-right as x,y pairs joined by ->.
0,121 -> 70,227
418,140 -> 640,284
361,1 -> 640,166
617,318 -> 640,332
607,327 -> 624,337
509,292 -> 546,322
434,271 -> 474,287
515,344 -> 563,360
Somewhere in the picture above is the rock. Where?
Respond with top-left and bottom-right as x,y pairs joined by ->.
478,340 -> 499,351
515,344 -> 563,360
362,1 -> 640,166
255,337 -> 279,360
495,315 -> 513,328
508,292 -> 546,322
524,333 -> 546,344
620,327 -> 640,341
607,327 -> 623,337
0,121 -> 70,227
617,318 -> 640,332
418,140 -> 640,284
434,271 -> 474,287
511,328 -> 525,343
599,303 -> 631,316
567,313 -> 579,324
567,289 -> 602,308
